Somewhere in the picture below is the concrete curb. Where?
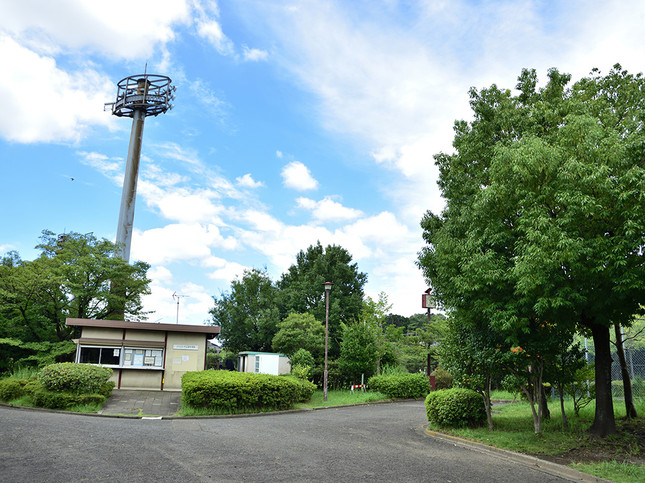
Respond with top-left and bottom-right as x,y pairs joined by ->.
424,429 -> 612,483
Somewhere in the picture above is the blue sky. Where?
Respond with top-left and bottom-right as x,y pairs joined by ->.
1,0 -> 644,324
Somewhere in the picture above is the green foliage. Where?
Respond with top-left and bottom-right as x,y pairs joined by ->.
431,368 -> 453,390
418,64 -> 645,436
290,364 -> 312,381
0,378 -> 28,401
367,373 -> 430,399
290,348 -> 315,381
272,313 -> 324,358
425,388 -> 486,428
38,363 -> 112,394
277,242 -> 367,358
30,387 -> 106,409
0,231 -> 151,344
210,268 -> 280,353
338,322 -> 378,382
182,370 -> 315,411
291,348 -> 315,368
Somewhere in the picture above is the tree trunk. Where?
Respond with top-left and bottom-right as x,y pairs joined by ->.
484,377 -> 494,431
614,323 -> 637,418
540,385 -> 550,420
588,322 -> 617,436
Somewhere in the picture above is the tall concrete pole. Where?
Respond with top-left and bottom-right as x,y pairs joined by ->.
106,74 -> 174,262
115,109 -> 145,262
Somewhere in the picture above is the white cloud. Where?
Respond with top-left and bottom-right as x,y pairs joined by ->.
131,223 -> 237,265
0,0 -> 191,59
0,35 -> 114,143
242,45 -> 268,61
236,173 -> 264,188
296,196 -> 363,223
281,161 -> 318,191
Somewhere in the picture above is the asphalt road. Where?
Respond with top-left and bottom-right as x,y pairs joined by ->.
1,401 -> 580,482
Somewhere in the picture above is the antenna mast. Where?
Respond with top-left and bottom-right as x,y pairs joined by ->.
105,73 -> 176,261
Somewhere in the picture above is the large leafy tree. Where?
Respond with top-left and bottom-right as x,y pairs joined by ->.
0,230 -> 150,343
419,65 -> 645,436
0,230 -> 150,371
278,242 -> 367,358
210,268 -> 280,354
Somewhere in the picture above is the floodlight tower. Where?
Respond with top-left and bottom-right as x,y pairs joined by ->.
105,74 -> 175,261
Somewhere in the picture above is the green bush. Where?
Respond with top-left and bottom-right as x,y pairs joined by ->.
367,373 -> 430,399
0,378 -> 28,401
38,363 -> 112,394
425,388 -> 486,428
30,387 -> 107,409
31,388 -> 82,409
430,368 -> 453,390
98,381 -> 116,398
182,371 -> 315,411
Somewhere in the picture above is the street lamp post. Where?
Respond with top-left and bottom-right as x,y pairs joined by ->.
323,281 -> 333,402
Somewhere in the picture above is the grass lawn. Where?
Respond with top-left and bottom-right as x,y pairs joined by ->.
429,397 -> 645,483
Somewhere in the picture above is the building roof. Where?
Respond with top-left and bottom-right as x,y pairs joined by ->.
66,318 -> 220,338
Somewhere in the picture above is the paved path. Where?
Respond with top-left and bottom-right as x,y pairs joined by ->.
0,401 -> 596,482
99,389 -> 182,416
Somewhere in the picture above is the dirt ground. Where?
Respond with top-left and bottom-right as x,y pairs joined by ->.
534,418 -> 645,466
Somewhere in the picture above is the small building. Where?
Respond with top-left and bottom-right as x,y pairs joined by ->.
237,351 -> 290,376
66,318 -> 219,391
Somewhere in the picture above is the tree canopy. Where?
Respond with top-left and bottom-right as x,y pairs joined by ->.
278,242 -> 367,357
0,230 -> 151,371
418,64 -> 645,436
210,268 -> 280,354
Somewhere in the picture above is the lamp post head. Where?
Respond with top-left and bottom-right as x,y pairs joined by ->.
323,281 -> 333,292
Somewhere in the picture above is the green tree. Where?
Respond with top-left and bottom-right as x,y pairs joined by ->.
0,231 -> 150,343
418,65 -> 645,437
438,314 -> 506,430
278,242 -> 367,358
338,321 -> 378,384
210,268 -> 279,354
271,313 -> 324,358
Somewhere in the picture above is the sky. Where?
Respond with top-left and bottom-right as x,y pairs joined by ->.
1,0 -> 645,325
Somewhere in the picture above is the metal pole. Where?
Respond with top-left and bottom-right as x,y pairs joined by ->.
115,109 -> 146,261
324,285 -> 330,402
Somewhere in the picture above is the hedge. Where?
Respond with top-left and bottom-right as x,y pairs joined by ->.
425,388 -> 486,428
367,373 -> 430,399
0,378 -> 28,401
38,363 -> 112,394
30,388 -> 106,409
182,371 -> 315,411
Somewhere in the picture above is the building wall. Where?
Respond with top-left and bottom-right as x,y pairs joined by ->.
77,326 -> 207,391
163,333 -> 206,389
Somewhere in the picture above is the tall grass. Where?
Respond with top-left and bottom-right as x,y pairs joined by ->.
7,366 -> 40,379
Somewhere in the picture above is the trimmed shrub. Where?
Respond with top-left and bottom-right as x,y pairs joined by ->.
182,371 -> 315,411
38,363 -> 112,394
0,378 -> 28,401
430,368 -> 453,390
367,373 -> 430,399
425,388 -> 486,428
31,388 -> 82,409
98,381 -> 116,398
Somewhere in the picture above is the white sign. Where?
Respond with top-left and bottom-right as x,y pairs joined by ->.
173,344 -> 198,351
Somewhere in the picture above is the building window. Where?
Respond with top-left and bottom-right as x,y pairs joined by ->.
255,355 -> 260,373
79,347 -> 121,366
122,348 -> 163,368
78,346 -> 163,369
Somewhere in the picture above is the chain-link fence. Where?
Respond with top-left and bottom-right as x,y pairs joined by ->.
581,325 -> 645,399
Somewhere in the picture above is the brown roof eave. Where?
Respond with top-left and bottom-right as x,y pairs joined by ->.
66,318 -> 220,338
